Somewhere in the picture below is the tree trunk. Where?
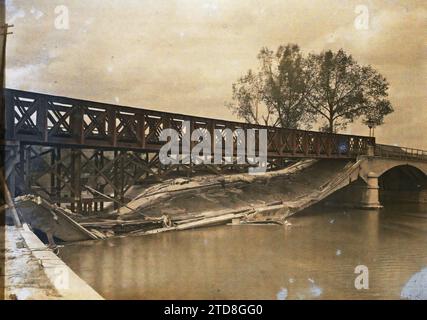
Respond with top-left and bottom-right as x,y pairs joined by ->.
328,118 -> 334,133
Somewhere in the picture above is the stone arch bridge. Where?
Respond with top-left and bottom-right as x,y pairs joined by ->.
325,145 -> 427,209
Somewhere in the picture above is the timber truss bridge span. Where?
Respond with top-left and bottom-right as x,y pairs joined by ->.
1,88 -> 425,214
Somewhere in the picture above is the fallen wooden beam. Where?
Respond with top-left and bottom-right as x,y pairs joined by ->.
0,171 -> 22,228
176,212 -> 248,230
131,209 -> 253,236
0,204 -> 10,214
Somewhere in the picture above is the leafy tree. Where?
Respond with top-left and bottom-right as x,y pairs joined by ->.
229,46 -> 393,133
360,67 -> 394,128
305,49 -> 393,132
228,44 -> 312,128
228,69 -> 266,125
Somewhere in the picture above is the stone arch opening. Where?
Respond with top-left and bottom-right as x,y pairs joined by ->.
378,165 -> 427,203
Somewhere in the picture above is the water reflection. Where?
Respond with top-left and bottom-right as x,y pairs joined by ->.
60,203 -> 427,299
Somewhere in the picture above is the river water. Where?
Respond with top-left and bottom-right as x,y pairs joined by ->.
59,202 -> 427,299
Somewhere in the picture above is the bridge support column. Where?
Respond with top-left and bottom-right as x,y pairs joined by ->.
359,172 -> 382,209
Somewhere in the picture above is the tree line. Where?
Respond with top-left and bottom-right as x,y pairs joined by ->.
227,44 -> 393,134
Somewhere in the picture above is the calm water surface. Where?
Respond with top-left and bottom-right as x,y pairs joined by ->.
60,203 -> 427,299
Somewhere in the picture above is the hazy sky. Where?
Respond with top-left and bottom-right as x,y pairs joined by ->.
5,0 -> 427,148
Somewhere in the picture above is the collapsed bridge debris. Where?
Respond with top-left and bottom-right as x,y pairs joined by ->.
14,195 -> 99,242
10,159 -> 365,243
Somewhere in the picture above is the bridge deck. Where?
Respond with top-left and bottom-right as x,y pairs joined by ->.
375,144 -> 427,162
2,89 -> 374,159
2,89 -> 427,215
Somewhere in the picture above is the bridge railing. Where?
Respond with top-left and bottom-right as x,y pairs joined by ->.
2,88 -> 375,159
375,144 -> 427,162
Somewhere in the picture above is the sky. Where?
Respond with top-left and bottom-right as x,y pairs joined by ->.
5,0 -> 427,148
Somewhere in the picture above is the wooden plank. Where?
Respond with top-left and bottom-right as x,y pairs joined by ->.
0,171 -> 22,227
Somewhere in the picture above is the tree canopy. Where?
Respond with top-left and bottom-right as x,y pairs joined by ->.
228,44 -> 313,128
228,45 -> 394,133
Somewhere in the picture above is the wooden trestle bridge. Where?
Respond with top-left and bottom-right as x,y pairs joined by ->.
1,88 -> 379,214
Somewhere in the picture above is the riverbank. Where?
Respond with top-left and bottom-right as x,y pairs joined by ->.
2,225 -> 103,300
